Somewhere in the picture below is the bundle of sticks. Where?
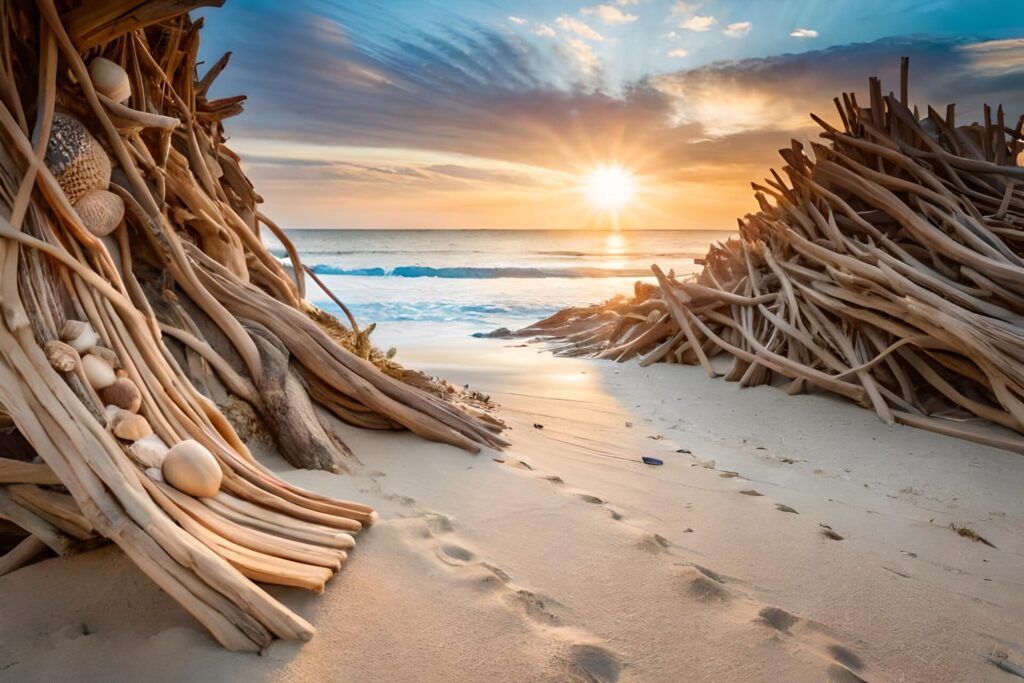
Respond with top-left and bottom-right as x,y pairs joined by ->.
0,0 -> 503,651
516,60 -> 1024,454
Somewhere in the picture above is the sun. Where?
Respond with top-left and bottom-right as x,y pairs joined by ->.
583,166 -> 636,212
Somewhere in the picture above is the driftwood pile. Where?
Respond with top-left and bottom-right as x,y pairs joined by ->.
0,0 -> 503,651
517,60 -> 1024,454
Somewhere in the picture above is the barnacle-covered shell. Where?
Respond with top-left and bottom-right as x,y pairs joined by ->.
89,57 -> 131,103
45,340 -> 79,372
45,113 -> 111,204
74,189 -> 124,237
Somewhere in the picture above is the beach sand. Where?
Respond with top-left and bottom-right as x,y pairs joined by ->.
1,331 -> 1022,682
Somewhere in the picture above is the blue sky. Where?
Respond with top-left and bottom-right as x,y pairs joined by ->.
198,1 -> 1024,229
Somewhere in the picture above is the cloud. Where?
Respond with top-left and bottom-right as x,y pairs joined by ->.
564,37 -> 601,74
616,0 -> 639,5
508,16 -> 527,26
534,24 -> 556,38
669,2 -> 700,16
790,28 -> 818,38
723,22 -> 752,38
649,35 -> 1024,137
668,48 -> 689,58
202,4 -> 1024,228
555,15 -> 604,41
680,15 -> 716,32
958,38 -> 1024,75
582,5 -> 639,25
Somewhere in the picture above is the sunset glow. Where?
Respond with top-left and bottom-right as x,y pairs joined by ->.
198,2 -> 1024,229
583,167 -> 636,212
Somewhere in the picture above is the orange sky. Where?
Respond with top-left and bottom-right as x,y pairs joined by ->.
200,3 -> 1024,229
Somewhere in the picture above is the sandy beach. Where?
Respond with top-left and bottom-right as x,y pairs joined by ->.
2,327 -> 1021,682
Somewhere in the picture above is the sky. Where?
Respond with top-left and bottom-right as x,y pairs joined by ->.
198,1 -> 1024,230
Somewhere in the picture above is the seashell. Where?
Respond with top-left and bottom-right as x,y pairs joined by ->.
86,344 -> 121,369
81,353 -> 116,389
45,113 -> 111,204
88,57 -> 131,103
99,377 -> 141,412
74,189 -> 124,237
45,340 -> 79,372
60,319 -> 100,353
130,434 -> 169,468
162,439 -> 222,498
109,408 -> 152,441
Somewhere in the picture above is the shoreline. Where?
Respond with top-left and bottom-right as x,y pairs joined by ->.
1,330 -> 1021,681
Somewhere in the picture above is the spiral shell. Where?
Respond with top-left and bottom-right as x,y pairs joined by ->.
89,57 -> 131,103
74,189 -> 124,237
45,113 -> 111,204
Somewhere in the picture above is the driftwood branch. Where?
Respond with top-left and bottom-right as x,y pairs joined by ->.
515,61 -> 1024,454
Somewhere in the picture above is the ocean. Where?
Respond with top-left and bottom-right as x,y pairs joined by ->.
269,229 -> 734,343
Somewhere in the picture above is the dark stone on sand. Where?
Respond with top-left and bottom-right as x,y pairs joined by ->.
472,327 -> 513,338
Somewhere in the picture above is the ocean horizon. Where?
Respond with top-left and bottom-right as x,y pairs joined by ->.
270,228 -> 734,334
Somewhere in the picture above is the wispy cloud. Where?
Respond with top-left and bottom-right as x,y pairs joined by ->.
508,16 -> 526,26
790,28 -> 818,38
201,2 -> 1024,228
582,4 -> 639,25
680,15 -> 716,32
564,36 -> 602,73
535,24 -> 556,38
723,21 -> 752,38
555,15 -> 605,41
669,1 -> 700,17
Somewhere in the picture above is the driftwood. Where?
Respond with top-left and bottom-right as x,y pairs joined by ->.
516,61 -> 1024,454
0,0 -> 503,651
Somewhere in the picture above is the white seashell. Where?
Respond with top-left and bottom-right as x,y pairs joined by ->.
74,189 -> 124,237
130,434 -> 170,468
161,439 -> 222,498
82,353 -> 116,389
61,319 -> 100,354
89,57 -> 131,103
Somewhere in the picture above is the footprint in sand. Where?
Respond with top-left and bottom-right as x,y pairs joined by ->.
636,533 -> 672,554
566,644 -> 622,683
775,504 -> 799,514
739,489 -> 764,497
438,543 -> 475,565
678,563 -> 730,602
758,606 -> 799,633
578,494 -> 604,505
